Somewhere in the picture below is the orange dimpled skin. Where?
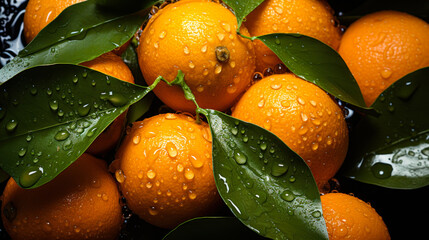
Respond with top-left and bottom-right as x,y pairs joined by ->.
1,154 -> 123,240
244,0 -> 342,72
81,52 -> 135,156
23,0 -> 86,43
232,74 -> 348,189
113,113 -> 221,229
339,10 -> 429,106
138,0 -> 256,112
321,193 -> 391,240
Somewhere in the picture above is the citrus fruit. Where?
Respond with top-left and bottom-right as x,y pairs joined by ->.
232,73 -> 349,189
338,10 -> 429,106
23,0 -> 86,43
113,113 -> 221,229
244,0 -> 342,72
137,0 -> 256,112
321,193 -> 391,240
1,153 -> 123,240
81,52 -> 135,156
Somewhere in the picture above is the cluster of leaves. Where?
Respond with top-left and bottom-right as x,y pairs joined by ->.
0,0 -> 428,239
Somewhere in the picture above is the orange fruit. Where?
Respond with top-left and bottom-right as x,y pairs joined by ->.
244,0 -> 342,72
113,113 -> 221,229
321,193 -> 391,240
81,52 -> 135,156
137,0 -> 256,112
23,0 -> 86,43
0,153 -> 123,240
232,73 -> 348,189
338,10 -> 429,106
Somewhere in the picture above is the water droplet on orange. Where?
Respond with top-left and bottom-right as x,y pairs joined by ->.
147,169 -> 156,179
115,169 -> 125,183
184,168 -> 194,180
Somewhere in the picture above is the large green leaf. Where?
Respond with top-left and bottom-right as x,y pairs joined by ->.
222,0 -> 264,29
0,0 -> 156,84
256,33 -> 367,109
206,110 -> 328,240
341,67 -> 429,189
163,217 -> 267,240
0,64 -> 154,189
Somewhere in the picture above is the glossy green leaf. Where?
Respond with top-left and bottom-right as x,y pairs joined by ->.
0,1 -> 154,84
341,67 -> 429,189
256,33 -> 367,109
206,110 -> 328,240
0,64 -> 154,189
222,0 -> 264,29
163,216 -> 267,240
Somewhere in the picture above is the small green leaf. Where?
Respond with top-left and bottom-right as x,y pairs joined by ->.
163,216 -> 267,240
206,110 -> 328,240
256,33 -> 367,109
222,0 -> 265,29
342,67 -> 429,189
0,64 -> 154,189
0,1 -> 153,84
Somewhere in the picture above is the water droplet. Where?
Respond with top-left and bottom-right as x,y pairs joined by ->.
271,162 -> 288,177
188,61 -> 195,69
227,84 -> 237,94
115,169 -> 125,183
184,168 -> 194,180
30,85 -> 38,95
280,190 -> 295,202
49,100 -> 58,111
260,142 -> 267,151
159,31 -> 166,39
133,135 -> 140,145
258,99 -> 265,108
188,190 -> 197,200
78,103 -> 91,117
19,166 -> 43,188
380,68 -> 392,79
215,64 -> 222,74
54,130 -> 70,141
177,164 -> 184,173
370,162 -> 393,179
421,147 -> 429,157
230,127 -> 238,135
190,155 -> 204,168
148,206 -> 158,216
72,76 -> 79,84
234,151 -> 247,165
147,169 -> 156,179
301,112 -> 308,122
18,147 -> 27,157
196,85 -> 205,92
166,142 -> 178,158
100,91 -> 127,107
221,22 -> 231,32
183,46 -> 190,55
270,83 -> 282,90
312,210 -> 322,218
6,120 -> 18,132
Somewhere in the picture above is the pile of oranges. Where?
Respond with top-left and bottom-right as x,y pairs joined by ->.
1,0 -> 428,239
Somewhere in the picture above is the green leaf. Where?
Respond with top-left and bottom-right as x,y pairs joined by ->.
0,1 -> 153,84
341,67 -> 429,189
0,168 -> 9,183
163,216 -> 267,240
256,33 -> 367,109
0,64 -> 154,189
222,0 -> 264,29
206,110 -> 328,240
